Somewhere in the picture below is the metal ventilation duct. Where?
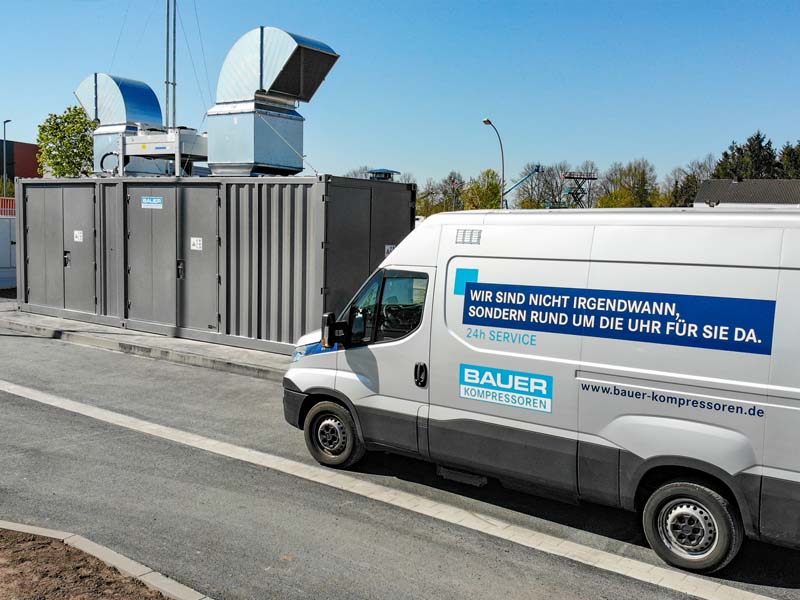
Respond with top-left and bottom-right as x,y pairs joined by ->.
75,73 -> 168,175
208,27 -> 339,176
75,73 -> 207,176
75,73 -> 163,127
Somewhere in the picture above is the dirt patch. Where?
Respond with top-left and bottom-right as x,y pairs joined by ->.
0,529 -> 165,600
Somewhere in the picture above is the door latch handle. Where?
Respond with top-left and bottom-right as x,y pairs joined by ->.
63,251 -> 71,268
414,362 -> 428,388
176,259 -> 185,280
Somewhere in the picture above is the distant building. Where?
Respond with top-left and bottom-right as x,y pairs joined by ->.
694,179 -> 800,208
2,140 -> 39,183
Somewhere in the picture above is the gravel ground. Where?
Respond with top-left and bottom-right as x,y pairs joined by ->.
0,529 -> 163,600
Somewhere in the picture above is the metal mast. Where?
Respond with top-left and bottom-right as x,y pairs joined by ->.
165,0 -> 170,129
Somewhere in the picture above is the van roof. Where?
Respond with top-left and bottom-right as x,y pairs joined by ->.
420,208 -> 800,228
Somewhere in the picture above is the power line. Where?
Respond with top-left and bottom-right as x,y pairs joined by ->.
109,0 -> 133,72
192,0 -> 214,105
176,4 -> 210,111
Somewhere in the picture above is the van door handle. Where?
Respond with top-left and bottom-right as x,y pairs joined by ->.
414,362 -> 428,388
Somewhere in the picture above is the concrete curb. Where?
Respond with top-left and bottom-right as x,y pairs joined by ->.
0,315 -> 287,383
0,520 -> 214,600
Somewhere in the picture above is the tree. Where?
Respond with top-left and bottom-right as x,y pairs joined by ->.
37,106 -> 95,177
343,165 -> 371,179
416,178 -> 442,217
462,169 -> 501,210
397,172 -> 416,184
713,131 -> 781,180
440,171 -> 465,211
596,159 -> 659,207
514,162 -> 546,209
779,141 -> 800,178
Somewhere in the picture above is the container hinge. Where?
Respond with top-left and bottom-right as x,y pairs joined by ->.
217,236 -> 222,246
321,287 -> 329,295
126,195 -> 131,204
321,195 -> 330,203
94,296 -> 98,305
217,273 -> 221,284
217,196 -> 222,207
321,241 -> 329,249
127,300 -> 132,309
217,313 -> 221,322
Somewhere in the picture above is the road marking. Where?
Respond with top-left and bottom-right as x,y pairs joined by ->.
0,379 -> 773,600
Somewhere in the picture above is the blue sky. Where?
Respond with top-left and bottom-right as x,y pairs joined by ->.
3,0 -> 800,184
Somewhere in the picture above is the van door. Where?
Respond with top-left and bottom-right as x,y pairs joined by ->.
336,267 -> 435,454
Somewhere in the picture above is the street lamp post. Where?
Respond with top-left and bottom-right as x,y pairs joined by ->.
482,118 -> 505,209
2,120 -> 10,197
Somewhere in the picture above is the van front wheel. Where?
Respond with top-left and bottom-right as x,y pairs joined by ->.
642,481 -> 743,573
304,401 -> 365,469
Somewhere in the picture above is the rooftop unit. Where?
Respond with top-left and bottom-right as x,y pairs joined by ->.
75,73 -> 208,176
207,27 -> 339,176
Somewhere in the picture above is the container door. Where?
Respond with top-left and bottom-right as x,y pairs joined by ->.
324,186 -> 371,316
62,186 -> 96,313
177,186 -> 219,332
126,186 -> 177,325
9,217 -> 15,269
25,187 -> 64,308
336,267 -> 435,454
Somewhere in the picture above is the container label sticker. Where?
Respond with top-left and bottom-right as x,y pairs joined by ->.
460,273 -> 776,355
141,196 -> 163,209
190,237 -> 203,251
459,363 -> 553,413
385,244 -> 397,257
73,230 -> 83,243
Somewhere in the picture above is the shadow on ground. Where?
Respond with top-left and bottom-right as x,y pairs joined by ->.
355,451 -> 800,591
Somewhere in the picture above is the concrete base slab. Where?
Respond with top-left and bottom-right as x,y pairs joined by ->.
0,309 -> 291,382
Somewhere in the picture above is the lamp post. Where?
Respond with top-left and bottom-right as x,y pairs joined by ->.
482,117 -> 505,209
2,120 -> 10,198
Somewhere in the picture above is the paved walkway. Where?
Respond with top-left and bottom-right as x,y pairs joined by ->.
0,307 -> 290,381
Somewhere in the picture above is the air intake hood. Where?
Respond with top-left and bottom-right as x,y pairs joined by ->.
207,27 -> 339,176
75,73 -> 163,128
216,27 -> 338,105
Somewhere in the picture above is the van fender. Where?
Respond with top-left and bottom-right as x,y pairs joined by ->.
604,415 -> 761,536
302,386 -> 366,443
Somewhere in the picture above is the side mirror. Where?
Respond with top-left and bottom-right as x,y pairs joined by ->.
321,312 -> 336,348
321,312 -> 348,348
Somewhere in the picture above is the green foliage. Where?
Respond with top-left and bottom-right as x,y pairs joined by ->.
712,131 -> 781,181
462,169 -> 502,210
596,159 -> 659,207
36,106 -> 96,177
779,141 -> 800,178
0,179 -> 13,198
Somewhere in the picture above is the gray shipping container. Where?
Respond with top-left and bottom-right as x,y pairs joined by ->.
15,175 -> 416,354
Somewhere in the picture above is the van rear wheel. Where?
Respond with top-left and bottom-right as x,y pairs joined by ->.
304,401 -> 365,469
642,481 -> 743,573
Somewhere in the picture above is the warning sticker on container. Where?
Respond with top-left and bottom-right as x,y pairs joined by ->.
385,244 -> 397,257
190,237 -> 203,251
73,230 -> 84,243
141,196 -> 163,209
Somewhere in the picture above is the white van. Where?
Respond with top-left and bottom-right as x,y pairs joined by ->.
283,208 -> 800,573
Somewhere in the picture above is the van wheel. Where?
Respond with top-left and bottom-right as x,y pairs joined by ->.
642,481 -> 743,573
303,401 -> 365,469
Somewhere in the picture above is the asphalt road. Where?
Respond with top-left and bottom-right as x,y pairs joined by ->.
1,330 -> 798,599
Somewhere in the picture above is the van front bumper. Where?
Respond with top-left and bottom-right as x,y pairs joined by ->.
282,377 -> 307,429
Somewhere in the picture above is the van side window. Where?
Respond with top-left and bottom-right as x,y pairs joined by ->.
375,273 -> 429,342
348,271 -> 383,345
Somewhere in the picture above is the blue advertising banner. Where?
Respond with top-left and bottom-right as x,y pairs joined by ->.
462,281 -> 776,355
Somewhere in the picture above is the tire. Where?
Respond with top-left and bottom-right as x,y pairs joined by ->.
303,401 -> 365,469
642,480 -> 744,573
